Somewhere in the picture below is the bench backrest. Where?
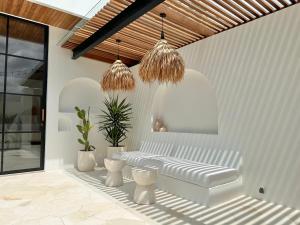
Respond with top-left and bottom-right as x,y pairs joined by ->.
173,145 -> 241,170
140,141 -> 174,156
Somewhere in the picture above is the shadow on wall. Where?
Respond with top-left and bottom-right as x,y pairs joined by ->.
151,69 -> 218,134
56,77 -> 107,167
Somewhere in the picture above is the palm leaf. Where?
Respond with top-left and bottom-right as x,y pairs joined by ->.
98,96 -> 132,147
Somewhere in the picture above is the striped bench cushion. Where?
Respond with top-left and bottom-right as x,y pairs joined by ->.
114,151 -> 159,166
140,141 -> 174,156
173,146 -> 241,170
158,157 -> 239,188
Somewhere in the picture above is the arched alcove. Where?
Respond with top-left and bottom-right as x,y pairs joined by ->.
151,69 -> 218,134
59,77 -> 106,113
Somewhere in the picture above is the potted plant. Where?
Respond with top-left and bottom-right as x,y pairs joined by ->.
75,106 -> 96,171
98,96 -> 132,158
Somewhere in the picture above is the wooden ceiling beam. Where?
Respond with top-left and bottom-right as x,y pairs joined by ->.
84,22 -> 159,47
72,0 -> 166,59
105,3 -> 198,44
164,0 -> 222,32
173,1 -> 230,29
212,0 -> 251,21
190,0 -> 237,26
254,0 -> 275,12
244,0 -> 268,15
152,4 -> 215,37
225,0 -> 257,18
232,0 -> 260,17
276,0 -> 289,7
61,0 -> 299,66
0,0 -> 80,30
90,15 -> 186,47
199,0 -> 245,24
265,0 -> 281,10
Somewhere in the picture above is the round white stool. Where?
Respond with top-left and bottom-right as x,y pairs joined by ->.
132,167 -> 158,205
104,158 -> 126,187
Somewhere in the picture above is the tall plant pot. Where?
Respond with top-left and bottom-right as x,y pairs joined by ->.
77,150 -> 96,172
107,146 -> 127,158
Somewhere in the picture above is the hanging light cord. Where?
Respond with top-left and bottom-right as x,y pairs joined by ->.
160,13 -> 166,39
116,39 -> 121,60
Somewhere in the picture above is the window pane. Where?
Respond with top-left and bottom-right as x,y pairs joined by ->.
3,132 -> 41,171
5,94 -> 41,132
7,56 -> 44,95
8,18 -> 44,60
0,55 -> 5,92
0,94 -> 3,132
0,16 -> 7,54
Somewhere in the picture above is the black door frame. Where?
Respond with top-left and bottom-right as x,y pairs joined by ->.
0,13 -> 48,175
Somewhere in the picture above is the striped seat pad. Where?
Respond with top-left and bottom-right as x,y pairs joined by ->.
158,157 -> 239,188
116,151 -> 160,167
140,142 -> 174,156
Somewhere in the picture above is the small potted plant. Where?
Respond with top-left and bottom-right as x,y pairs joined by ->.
75,106 -> 96,171
98,96 -> 132,158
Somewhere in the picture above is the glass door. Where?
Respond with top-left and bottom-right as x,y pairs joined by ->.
0,14 -> 48,174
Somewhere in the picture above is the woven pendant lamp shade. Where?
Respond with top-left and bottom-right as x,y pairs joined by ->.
139,13 -> 184,83
101,59 -> 135,91
100,40 -> 135,91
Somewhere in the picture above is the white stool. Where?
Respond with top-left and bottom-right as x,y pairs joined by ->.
104,158 -> 126,187
132,167 -> 158,205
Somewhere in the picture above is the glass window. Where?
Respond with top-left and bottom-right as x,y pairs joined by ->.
0,94 -> 3,132
0,55 -> 5,92
8,18 -> 44,60
6,56 -> 45,95
5,94 -> 41,132
0,15 -> 7,54
3,132 -> 41,171
0,15 -> 47,174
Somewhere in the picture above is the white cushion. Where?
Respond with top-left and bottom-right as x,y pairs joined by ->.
116,142 -> 174,166
140,141 -> 174,156
173,145 -> 241,170
157,157 -> 239,188
115,151 -> 159,166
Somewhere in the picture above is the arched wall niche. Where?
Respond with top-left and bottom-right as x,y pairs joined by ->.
59,77 -> 106,113
151,69 -> 218,134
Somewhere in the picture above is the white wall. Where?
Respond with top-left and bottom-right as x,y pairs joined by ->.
151,69 -> 218,134
46,26 -> 109,169
127,5 -> 300,209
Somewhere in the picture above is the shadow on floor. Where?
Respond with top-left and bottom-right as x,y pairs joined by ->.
66,168 -> 300,225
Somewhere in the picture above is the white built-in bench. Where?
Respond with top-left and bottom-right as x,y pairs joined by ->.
116,141 -> 174,166
113,141 -> 243,206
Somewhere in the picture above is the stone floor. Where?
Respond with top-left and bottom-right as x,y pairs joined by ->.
1,169 -> 300,225
68,168 -> 300,225
0,170 -> 156,225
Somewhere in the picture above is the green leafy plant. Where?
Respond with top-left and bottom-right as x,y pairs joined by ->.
98,96 -> 132,147
75,106 -> 95,151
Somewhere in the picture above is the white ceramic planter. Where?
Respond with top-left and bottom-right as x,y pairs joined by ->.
107,146 -> 127,158
77,150 -> 96,172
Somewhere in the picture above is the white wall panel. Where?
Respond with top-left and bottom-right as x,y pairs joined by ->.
46,26 -> 109,169
127,5 -> 300,209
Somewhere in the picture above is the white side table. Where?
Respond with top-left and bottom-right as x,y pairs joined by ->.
132,167 -> 158,205
104,158 -> 126,187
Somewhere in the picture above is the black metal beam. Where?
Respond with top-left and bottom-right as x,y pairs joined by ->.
72,0 -> 165,59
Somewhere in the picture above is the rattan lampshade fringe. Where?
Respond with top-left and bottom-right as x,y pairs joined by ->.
139,39 -> 185,83
101,59 -> 135,91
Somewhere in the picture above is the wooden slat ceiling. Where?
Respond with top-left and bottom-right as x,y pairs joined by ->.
0,0 -> 80,30
62,0 -> 299,66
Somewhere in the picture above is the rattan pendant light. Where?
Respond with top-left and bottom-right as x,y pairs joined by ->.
101,39 -> 135,91
139,13 -> 185,83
